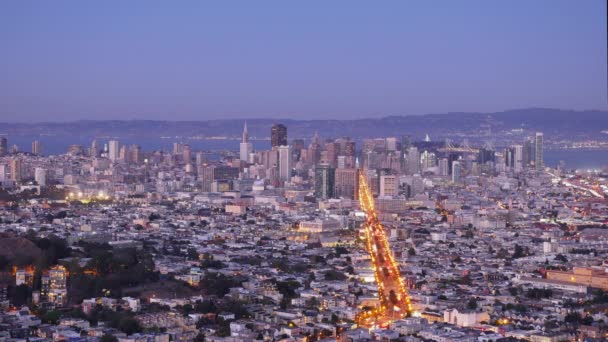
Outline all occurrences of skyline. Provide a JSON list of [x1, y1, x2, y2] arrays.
[[1, 0, 606, 122]]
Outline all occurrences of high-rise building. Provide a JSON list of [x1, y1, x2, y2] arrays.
[[239, 122, 253, 162], [420, 150, 436, 170], [523, 137, 534, 167], [386, 137, 398, 152], [271, 124, 287, 148], [119, 145, 128, 162], [334, 168, 358, 199], [379, 175, 397, 197], [0, 165, 7, 182], [130, 145, 143, 164], [452, 161, 461, 183], [513, 145, 523, 172], [438, 158, 449, 176], [10, 158, 22, 183], [0, 136, 7, 156], [278, 145, 292, 182], [407, 147, 420, 175], [182, 144, 192, 163], [314, 164, 335, 200], [31, 140, 42, 155], [35, 167, 46, 186], [108, 140, 120, 161], [90, 140, 100, 157], [535, 132, 543, 171]]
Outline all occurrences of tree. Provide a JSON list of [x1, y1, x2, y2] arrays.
[[408, 247, 416, 256], [324, 270, 347, 281], [193, 332, 206, 342], [41, 310, 61, 324], [8, 284, 30, 307], [512, 244, 525, 259], [118, 317, 142, 335], [555, 254, 568, 263], [467, 298, 478, 310], [100, 335, 119, 342]]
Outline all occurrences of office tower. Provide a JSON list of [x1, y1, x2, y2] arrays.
[[439, 158, 449, 176], [90, 140, 100, 157], [271, 124, 287, 148], [400, 135, 411, 156], [278, 145, 292, 182], [535, 132, 544, 171], [337, 156, 346, 169], [420, 150, 436, 170], [182, 144, 192, 163], [173, 142, 183, 155], [411, 174, 424, 195], [314, 164, 335, 200], [108, 140, 120, 161], [452, 161, 461, 183], [0, 136, 7, 156], [119, 145, 128, 162], [307, 133, 321, 166], [477, 148, 495, 165], [35, 167, 46, 186], [10, 158, 22, 183], [386, 137, 398, 152], [504, 147, 515, 169], [523, 137, 534, 167], [198, 165, 215, 192], [407, 147, 420, 175], [239, 123, 253, 162], [130, 145, 143, 164], [334, 168, 358, 199], [379, 175, 398, 197], [291, 139, 305, 161], [324, 142, 338, 167], [195, 152, 206, 165], [0, 165, 7, 182], [31, 140, 42, 155], [513, 145, 523, 172]]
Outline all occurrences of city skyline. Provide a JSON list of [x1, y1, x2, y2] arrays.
[[1, 1, 606, 122]]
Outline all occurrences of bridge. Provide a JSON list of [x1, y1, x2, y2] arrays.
[[356, 171, 413, 328]]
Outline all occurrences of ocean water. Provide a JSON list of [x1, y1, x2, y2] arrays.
[[4, 135, 608, 170]]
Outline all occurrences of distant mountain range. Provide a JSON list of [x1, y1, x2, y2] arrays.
[[0, 108, 606, 141]]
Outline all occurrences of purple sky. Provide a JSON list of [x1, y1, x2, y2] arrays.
[[0, 1, 606, 122]]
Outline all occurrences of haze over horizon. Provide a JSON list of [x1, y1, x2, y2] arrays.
[[1, 0, 606, 122]]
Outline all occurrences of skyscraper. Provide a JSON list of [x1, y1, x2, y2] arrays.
[[240, 122, 253, 162], [108, 140, 120, 161], [90, 140, 100, 158], [535, 132, 543, 171], [334, 168, 358, 199], [10, 158, 22, 183], [31, 140, 42, 155], [35, 167, 46, 186], [438, 158, 449, 176], [278, 145, 292, 182], [314, 164, 335, 200], [0, 136, 7, 156], [452, 161, 461, 183], [271, 124, 287, 148], [407, 147, 420, 175], [379, 175, 397, 197], [513, 145, 523, 172]]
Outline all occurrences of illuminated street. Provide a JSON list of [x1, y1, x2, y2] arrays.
[[357, 171, 413, 328]]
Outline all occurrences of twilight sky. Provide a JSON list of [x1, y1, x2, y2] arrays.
[[0, 1, 606, 122]]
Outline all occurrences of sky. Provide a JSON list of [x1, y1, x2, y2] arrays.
[[0, 1, 606, 122]]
